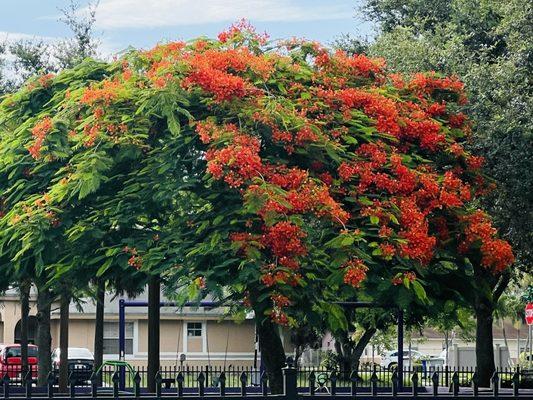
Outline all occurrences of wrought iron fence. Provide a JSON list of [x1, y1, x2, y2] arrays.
[[1, 364, 532, 399]]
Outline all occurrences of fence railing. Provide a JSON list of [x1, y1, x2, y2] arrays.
[[1, 364, 532, 399]]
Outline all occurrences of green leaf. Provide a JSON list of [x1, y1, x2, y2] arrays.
[[412, 280, 427, 302]]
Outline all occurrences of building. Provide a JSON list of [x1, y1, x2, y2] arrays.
[[0, 288, 294, 368]]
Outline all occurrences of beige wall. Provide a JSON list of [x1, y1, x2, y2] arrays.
[[0, 297, 296, 368], [207, 321, 255, 353], [0, 297, 39, 343]]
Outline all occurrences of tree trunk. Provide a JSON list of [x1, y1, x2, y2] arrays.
[[93, 280, 105, 376], [147, 276, 160, 392], [19, 281, 31, 377], [257, 318, 286, 394], [334, 337, 353, 378], [351, 328, 377, 373], [36, 287, 52, 386], [475, 301, 495, 387], [59, 294, 70, 392], [501, 322, 512, 367]]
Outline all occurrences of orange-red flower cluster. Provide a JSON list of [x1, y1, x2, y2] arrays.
[[343, 259, 368, 288], [80, 80, 122, 105], [28, 117, 53, 159], [392, 271, 417, 286], [460, 211, 514, 272], [205, 130, 263, 187]]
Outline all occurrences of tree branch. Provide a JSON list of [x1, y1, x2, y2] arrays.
[[493, 270, 511, 302]]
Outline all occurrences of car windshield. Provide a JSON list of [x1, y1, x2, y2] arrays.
[[67, 348, 93, 359], [5, 346, 38, 358]]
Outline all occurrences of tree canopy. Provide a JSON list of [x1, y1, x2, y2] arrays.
[[0, 22, 514, 336]]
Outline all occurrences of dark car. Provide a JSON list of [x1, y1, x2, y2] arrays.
[[52, 347, 94, 384]]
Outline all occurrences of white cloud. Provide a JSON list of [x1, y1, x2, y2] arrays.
[[0, 31, 58, 43], [91, 0, 353, 29]]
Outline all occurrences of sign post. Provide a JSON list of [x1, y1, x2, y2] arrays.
[[525, 303, 533, 369]]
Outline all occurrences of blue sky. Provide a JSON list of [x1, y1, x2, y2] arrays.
[[0, 0, 374, 55]]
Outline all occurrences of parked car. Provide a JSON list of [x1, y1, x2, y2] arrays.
[[52, 347, 94, 384], [380, 350, 426, 370], [0, 344, 39, 381]]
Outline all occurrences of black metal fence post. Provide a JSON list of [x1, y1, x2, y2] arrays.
[[349, 370, 357, 397], [397, 309, 404, 390], [218, 372, 225, 397], [330, 370, 337, 396], [431, 371, 439, 397], [133, 372, 141, 400], [411, 372, 418, 397], [69, 374, 77, 399], [261, 372, 268, 396], [24, 371, 32, 399], [309, 371, 316, 395], [391, 370, 398, 397], [512, 371, 520, 397], [155, 371, 162, 400], [370, 371, 378, 397], [282, 363, 297, 399], [47, 372, 55, 399], [198, 372, 205, 397], [1, 374, 9, 400], [451, 371, 459, 397], [112, 371, 120, 399], [240, 371, 248, 397], [491, 371, 499, 398], [176, 372, 184, 397], [472, 371, 479, 397]]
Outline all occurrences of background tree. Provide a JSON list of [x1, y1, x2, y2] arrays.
[[334, 0, 530, 384]]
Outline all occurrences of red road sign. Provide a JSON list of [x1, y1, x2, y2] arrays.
[[526, 303, 533, 325]]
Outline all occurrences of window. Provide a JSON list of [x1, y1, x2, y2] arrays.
[[187, 322, 202, 337], [103, 321, 134, 355]]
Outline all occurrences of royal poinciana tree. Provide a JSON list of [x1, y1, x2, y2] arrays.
[[0, 22, 513, 390]]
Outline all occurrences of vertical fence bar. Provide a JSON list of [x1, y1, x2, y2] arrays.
[[155, 371, 162, 400], [491, 371, 499, 398], [411, 372, 418, 397], [512, 370, 520, 397], [90, 372, 98, 399], [432, 372, 439, 397], [47, 372, 55, 399], [112, 371, 120, 400], [397, 308, 404, 390], [198, 372, 205, 397], [349, 370, 357, 397], [69, 374, 76, 399], [2, 374, 9, 399], [133, 372, 141, 400], [309, 371, 316, 395], [330, 370, 337, 396], [261, 371, 268, 396], [370, 372, 378, 397], [240, 371, 247, 397], [219, 372, 226, 397], [451, 371, 459, 397], [118, 299, 126, 390], [391, 370, 398, 396], [472, 371, 479, 397], [176, 372, 184, 397], [24, 371, 32, 399]]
